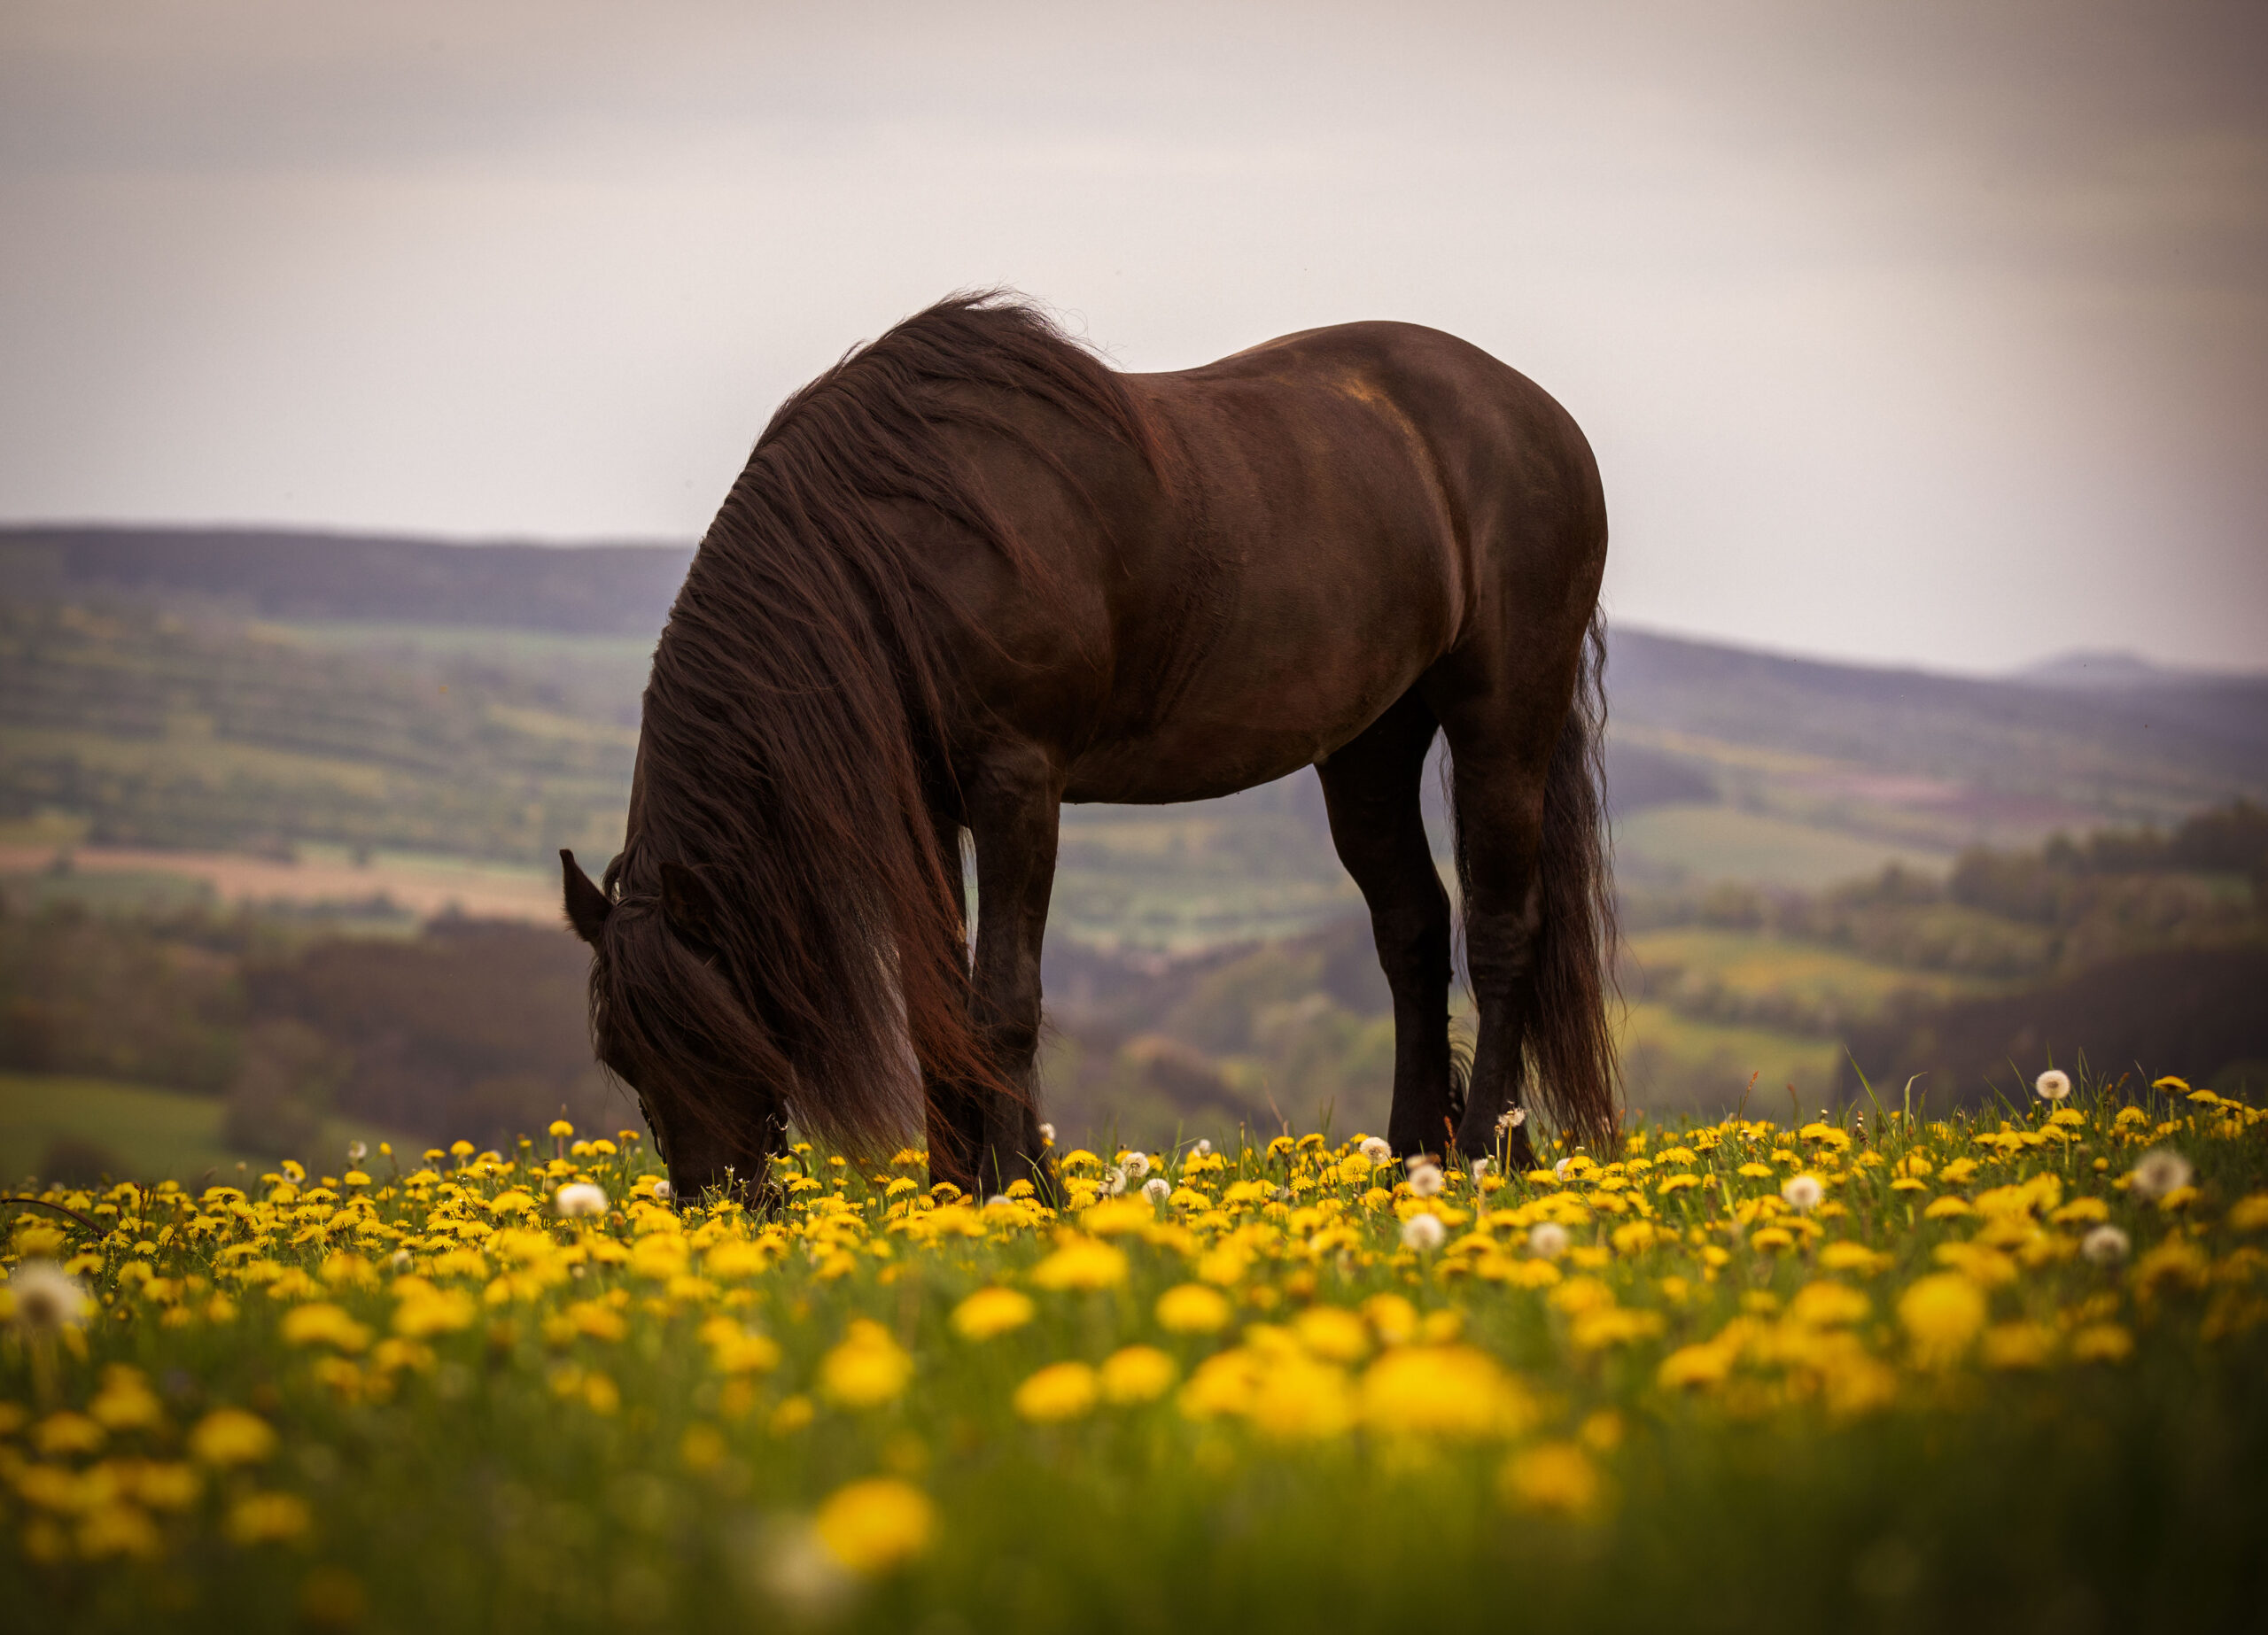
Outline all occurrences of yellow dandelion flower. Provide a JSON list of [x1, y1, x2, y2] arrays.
[[1499, 1440, 1602, 1515], [813, 1478, 936, 1575], [1362, 1292, 1420, 1344], [127, 1462, 200, 1510], [680, 1424, 727, 1472], [189, 1407, 276, 1467], [1818, 1243, 1890, 1276], [769, 1395, 816, 1436], [1980, 1322, 2056, 1370], [1014, 1361, 1100, 1422], [1549, 1276, 1616, 1317], [280, 1302, 373, 1353], [1029, 1237, 1129, 1291], [2069, 1322, 2135, 1363], [2134, 1238, 2210, 1295], [1195, 1244, 1253, 1286], [226, 1491, 313, 1546], [819, 1320, 914, 1407], [1789, 1282, 1871, 1328], [33, 1411, 105, 1456], [1155, 1282, 1233, 1334], [705, 1241, 769, 1280], [1179, 1346, 1265, 1418], [1099, 1345, 1177, 1404], [1357, 1345, 1534, 1440], [1245, 1352, 1355, 1442], [1569, 1306, 1665, 1351], [712, 1328, 783, 1375], [392, 1286, 478, 1337], [1898, 1274, 1987, 1367], [1657, 1342, 1736, 1390], [1821, 1354, 1901, 1418], [951, 1286, 1037, 1340], [77, 1503, 164, 1561], [1292, 1305, 1372, 1365]]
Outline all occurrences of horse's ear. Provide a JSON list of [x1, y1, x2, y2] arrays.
[[659, 860, 721, 954], [561, 849, 611, 945]]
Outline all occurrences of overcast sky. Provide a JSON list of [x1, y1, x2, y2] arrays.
[[3, 0, 2263, 672]]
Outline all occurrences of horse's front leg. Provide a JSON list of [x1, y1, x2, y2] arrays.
[[963, 742, 1063, 1201]]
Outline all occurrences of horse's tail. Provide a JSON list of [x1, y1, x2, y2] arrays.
[[1524, 609, 1621, 1152]]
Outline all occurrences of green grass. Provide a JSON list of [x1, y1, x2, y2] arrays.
[[0, 1073, 416, 1189], [1614, 803, 1953, 891], [3, 1083, 2263, 1631]]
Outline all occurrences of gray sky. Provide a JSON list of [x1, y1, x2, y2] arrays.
[[4, 0, 2263, 672]]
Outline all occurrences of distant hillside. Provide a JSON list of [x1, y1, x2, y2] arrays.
[[6, 523, 2264, 903], [2018, 650, 2262, 691], [3, 524, 691, 637], [1606, 628, 2268, 832], [0, 596, 632, 864]]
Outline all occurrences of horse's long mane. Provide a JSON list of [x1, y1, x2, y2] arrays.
[[594, 292, 1157, 1162]]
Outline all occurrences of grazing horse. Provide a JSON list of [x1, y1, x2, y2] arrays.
[[563, 292, 1615, 1202]]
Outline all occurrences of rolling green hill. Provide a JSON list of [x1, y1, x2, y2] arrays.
[[0, 597, 632, 866], [10, 523, 2264, 910]]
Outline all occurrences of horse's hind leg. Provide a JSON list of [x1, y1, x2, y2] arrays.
[[1430, 667, 1568, 1170], [1317, 690, 1457, 1159]]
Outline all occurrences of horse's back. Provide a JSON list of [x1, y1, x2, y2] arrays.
[[1050, 323, 1599, 803]]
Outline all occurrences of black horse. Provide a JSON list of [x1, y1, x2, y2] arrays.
[[563, 292, 1615, 1200]]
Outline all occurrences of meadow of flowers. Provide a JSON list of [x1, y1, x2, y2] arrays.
[[4, 1073, 2266, 1632]]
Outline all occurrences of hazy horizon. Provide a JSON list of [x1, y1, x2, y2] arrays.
[[4, 0, 2263, 674]]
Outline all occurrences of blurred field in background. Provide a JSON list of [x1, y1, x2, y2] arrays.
[[4, 525, 2265, 1173]]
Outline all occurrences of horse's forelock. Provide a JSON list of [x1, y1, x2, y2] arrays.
[[594, 877, 927, 1166], [591, 900, 789, 1146]]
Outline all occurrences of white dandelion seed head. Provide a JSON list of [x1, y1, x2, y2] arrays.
[[7, 1260, 89, 1332], [1119, 1151, 1151, 1181], [1407, 1162, 1445, 1198], [1194, 1139, 1213, 1158], [1528, 1221, 1571, 1260], [2033, 1069, 2072, 1103], [1358, 1136, 1393, 1166], [1400, 1213, 1447, 1252], [554, 1182, 609, 1219], [1142, 1177, 1171, 1205], [2081, 1224, 2132, 1266], [2130, 1149, 2194, 1201], [1472, 1158, 1494, 1183], [1103, 1166, 1128, 1197], [1553, 1158, 1573, 1182], [346, 1140, 368, 1165], [756, 1519, 853, 1618], [387, 1249, 412, 1273], [1781, 1174, 1825, 1213], [651, 1179, 672, 1203], [985, 1194, 1014, 1210], [1495, 1106, 1528, 1134], [1038, 1122, 1055, 1145]]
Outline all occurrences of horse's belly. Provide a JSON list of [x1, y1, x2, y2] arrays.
[[1063, 597, 1445, 803], [1062, 734, 1332, 805]]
